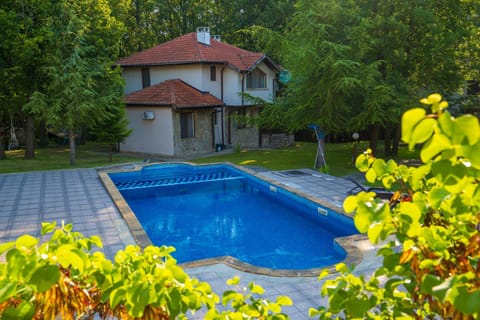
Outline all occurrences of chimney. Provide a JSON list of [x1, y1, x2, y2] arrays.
[[196, 27, 210, 45], [212, 35, 221, 42]]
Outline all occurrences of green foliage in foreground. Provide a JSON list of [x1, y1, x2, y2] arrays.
[[0, 222, 291, 319], [311, 94, 480, 319]]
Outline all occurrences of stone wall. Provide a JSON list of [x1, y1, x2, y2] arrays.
[[173, 109, 214, 156], [261, 133, 295, 148]]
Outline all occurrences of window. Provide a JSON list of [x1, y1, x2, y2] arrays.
[[180, 112, 194, 138], [141, 68, 150, 88], [246, 68, 266, 89], [210, 66, 216, 81]]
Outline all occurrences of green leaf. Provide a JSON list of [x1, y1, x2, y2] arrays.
[[1, 300, 35, 320], [110, 287, 126, 309], [365, 168, 377, 183], [429, 187, 450, 209], [41, 222, 57, 235], [371, 159, 386, 177], [355, 153, 370, 172], [343, 195, 357, 213], [454, 287, 480, 315], [29, 265, 60, 292], [420, 133, 451, 163], [438, 111, 453, 137], [318, 269, 329, 280], [276, 296, 293, 306], [345, 295, 370, 316], [89, 235, 103, 248], [15, 235, 38, 250], [419, 259, 440, 269], [367, 222, 383, 244], [126, 284, 149, 317], [421, 274, 442, 295], [0, 242, 15, 255], [452, 115, 480, 146], [226, 276, 240, 286], [401, 108, 426, 144], [398, 202, 421, 222], [420, 93, 442, 105], [57, 245, 87, 273], [432, 277, 454, 302], [470, 141, 480, 169], [354, 208, 370, 233], [249, 283, 265, 295], [0, 280, 17, 303], [335, 263, 349, 274], [410, 118, 436, 149]]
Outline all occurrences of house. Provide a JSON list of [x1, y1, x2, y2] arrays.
[[117, 27, 281, 157]]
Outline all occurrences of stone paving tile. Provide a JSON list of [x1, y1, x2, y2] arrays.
[[0, 165, 381, 318]]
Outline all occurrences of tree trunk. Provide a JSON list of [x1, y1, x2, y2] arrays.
[[69, 131, 76, 166], [384, 125, 392, 157], [24, 115, 35, 159], [392, 125, 401, 156], [109, 143, 113, 162], [0, 135, 5, 160], [369, 124, 380, 156], [38, 120, 48, 147]]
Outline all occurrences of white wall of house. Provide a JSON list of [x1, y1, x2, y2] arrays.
[[150, 65, 203, 90], [122, 69, 142, 94], [201, 64, 222, 98], [222, 61, 276, 106], [122, 61, 276, 106], [121, 107, 175, 156], [222, 68, 243, 106], [244, 63, 276, 103]]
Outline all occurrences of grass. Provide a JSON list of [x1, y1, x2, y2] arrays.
[[195, 141, 420, 177], [0, 143, 142, 174], [0, 141, 420, 176]]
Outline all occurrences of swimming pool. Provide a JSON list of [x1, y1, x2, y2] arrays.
[[107, 163, 358, 272]]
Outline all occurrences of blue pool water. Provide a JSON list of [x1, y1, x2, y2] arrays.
[[110, 163, 358, 270]]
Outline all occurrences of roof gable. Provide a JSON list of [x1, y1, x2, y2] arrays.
[[123, 79, 224, 109], [117, 32, 279, 73]]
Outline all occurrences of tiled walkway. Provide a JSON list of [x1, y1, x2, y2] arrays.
[[0, 166, 380, 319]]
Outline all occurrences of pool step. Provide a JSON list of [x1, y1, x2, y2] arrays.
[[114, 172, 243, 190]]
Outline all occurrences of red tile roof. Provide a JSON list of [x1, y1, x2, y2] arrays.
[[123, 79, 224, 109], [117, 32, 279, 72]]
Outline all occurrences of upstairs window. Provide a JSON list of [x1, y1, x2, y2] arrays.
[[180, 112, 195, 138], [246, 69, 266, 89], [210, 66, 216, 81], [141, 68, 150, 88]]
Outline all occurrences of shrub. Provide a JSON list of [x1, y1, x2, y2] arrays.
[[0, 221, 291, 319], [310, 94, 480, 319]]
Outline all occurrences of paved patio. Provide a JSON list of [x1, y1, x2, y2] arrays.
[[0, 165, 381, 319]]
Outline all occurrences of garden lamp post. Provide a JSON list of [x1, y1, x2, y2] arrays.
[[352, 132, 359, 166]]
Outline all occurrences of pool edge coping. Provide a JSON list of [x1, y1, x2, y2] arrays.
[[97, 161, 365, 277]]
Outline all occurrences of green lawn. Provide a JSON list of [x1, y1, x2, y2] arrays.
[[0, 141, 419, 176], [195, 141, 420, 177], [0, 144, 142, 174]]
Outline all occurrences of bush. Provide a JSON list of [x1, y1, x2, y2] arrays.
[[311, 94, 480, 319], [0, 222, 291, 319]]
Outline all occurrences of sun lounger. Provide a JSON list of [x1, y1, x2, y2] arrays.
[[346, 177, 394, 200]]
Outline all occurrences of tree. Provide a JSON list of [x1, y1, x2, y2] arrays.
[[0, 0, 57, 159], [23, 0, 128, 166], [311, 94, 480, 319], [91, 97, 133, 162], [260, 0, 478, 156]]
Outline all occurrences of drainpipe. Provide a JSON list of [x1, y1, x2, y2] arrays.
[[221, 66, 225, 146], [241, 73, 245, 106]]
